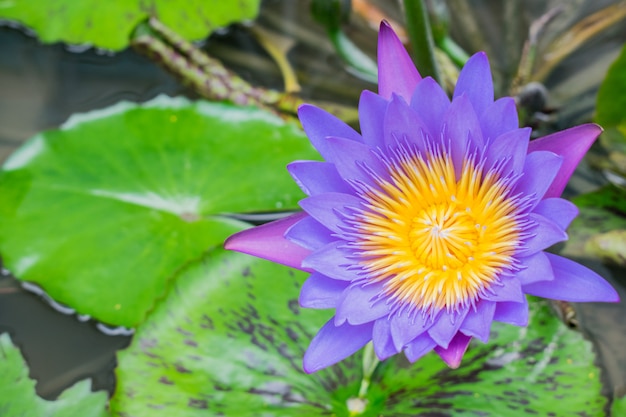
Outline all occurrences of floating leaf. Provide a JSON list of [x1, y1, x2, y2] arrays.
[[0, 96, 317, 327], [0, 0, 260, 51], [111, 248, 606, 416], [0, 333, 109, 417]]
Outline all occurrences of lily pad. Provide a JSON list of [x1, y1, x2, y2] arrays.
[[0, 96, 317, 327], [111, 248, 606, 416], [0, 333, 109, 417], [596, 43, 626, 131], [0, 0, 259, 51]]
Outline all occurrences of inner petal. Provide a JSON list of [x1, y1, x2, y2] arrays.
[[350, 144, 522, 316]]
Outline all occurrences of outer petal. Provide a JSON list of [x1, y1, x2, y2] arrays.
[[444, 94, 484, 170], [514, 251, 554, 285], [514, 151, 562, 206], [225, 212, 311, 271], [527, 124, 602, 198], [288, 161, 353, 195], [384, 94, 430, 150], [453, 52, 493, 117], [484, 128, 530, 176], [405, 333, 437, 362], [298, 104, 362, 159], [302, 242, 360, 282], [359, 90, 389, 148], [299, 272, 349, 309], [335, 282, 389, 325], [373, 318, 399, 360], [493, 297, 528, 326], [325, 136, 390, 185], [390, 311, 429, 351], [410, 76, 451, 140], [460, 300, 496, 343], [482, 278, 524, 303], [523, 253, 619, 302], [479, 97, 519, 142], [303, 319, 373, 373], [377, 21, 421, 101], [434, 332, 472, 368], [299, 192, 361, 234], [285, 215, 335, 251], [533, 198, 578, 231], [519, 213, 568, 256], [428, 308, 469, 348]]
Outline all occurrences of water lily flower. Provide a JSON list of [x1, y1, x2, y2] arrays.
[[225, 21, 618, 373]]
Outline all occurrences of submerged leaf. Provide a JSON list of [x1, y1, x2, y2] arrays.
[[111, 248, 606, 416], [0, 333, 109, 417], [0, 96, 317, 327]]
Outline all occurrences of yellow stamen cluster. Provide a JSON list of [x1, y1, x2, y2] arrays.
[[355, 149, 520, 314]]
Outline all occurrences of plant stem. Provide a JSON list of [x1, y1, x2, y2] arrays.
[[402, 0, 442, 83]]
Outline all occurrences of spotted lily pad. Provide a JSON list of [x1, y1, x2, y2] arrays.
[[111, 248, 606, 416], [0, 1, 259, 51], [0, 333, 109, 417], [0, 96, 316, 327]]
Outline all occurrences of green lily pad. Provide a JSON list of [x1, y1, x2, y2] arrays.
[[0, 0, 259, 51], [111, 248, 606, 416], [0, 333, 109, 417], [0, 96, 316, 327]]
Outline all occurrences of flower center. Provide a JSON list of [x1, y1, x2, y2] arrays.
[[353, 147, 521, 314]]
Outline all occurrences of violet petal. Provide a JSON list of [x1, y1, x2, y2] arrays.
[[325, 136, 389, 184], [224, 212, 311, 271], [303, 319, 373, 373], [377, 21, 421, 101], [484, 128, 530, 176], [299, 272, 349, 309], [288, 161, 353, 195], [428, 308, 469, 348], [299, 192, 361, 234], [390, 311, 429, 351], [479, 97, 519, 142], [372, 318, 399, 360], [527, 124, 602, 198], [405, 333, 437, 363], [493, 297, 528, 326], [335, 282, 389, 325], [533, 198, 579, 231], [515, 251, 554, 285], [302, 241, 360, 281], [453, 52, 493, 117], [483, 278, 524, 303], [297, 104, 362, 159], [523, 253, 619, 302], [410, 77, 450, 140], [359, 90, 389, 148], [285, 215, 335, 251], [460, 300, 496, 343], [520, 213, 568, 256], [514, 151, 562, 206], [434, 332, 472, 368]]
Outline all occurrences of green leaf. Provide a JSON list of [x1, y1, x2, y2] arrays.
[[0, 96, 317, 327], [0, 333, 109, 417], [596, 43, 626, 129], [111, 249, 606, 416], [0, 0, 259, 51]]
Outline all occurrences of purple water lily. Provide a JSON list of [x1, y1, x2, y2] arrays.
[[226, 22, 618, 373]]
